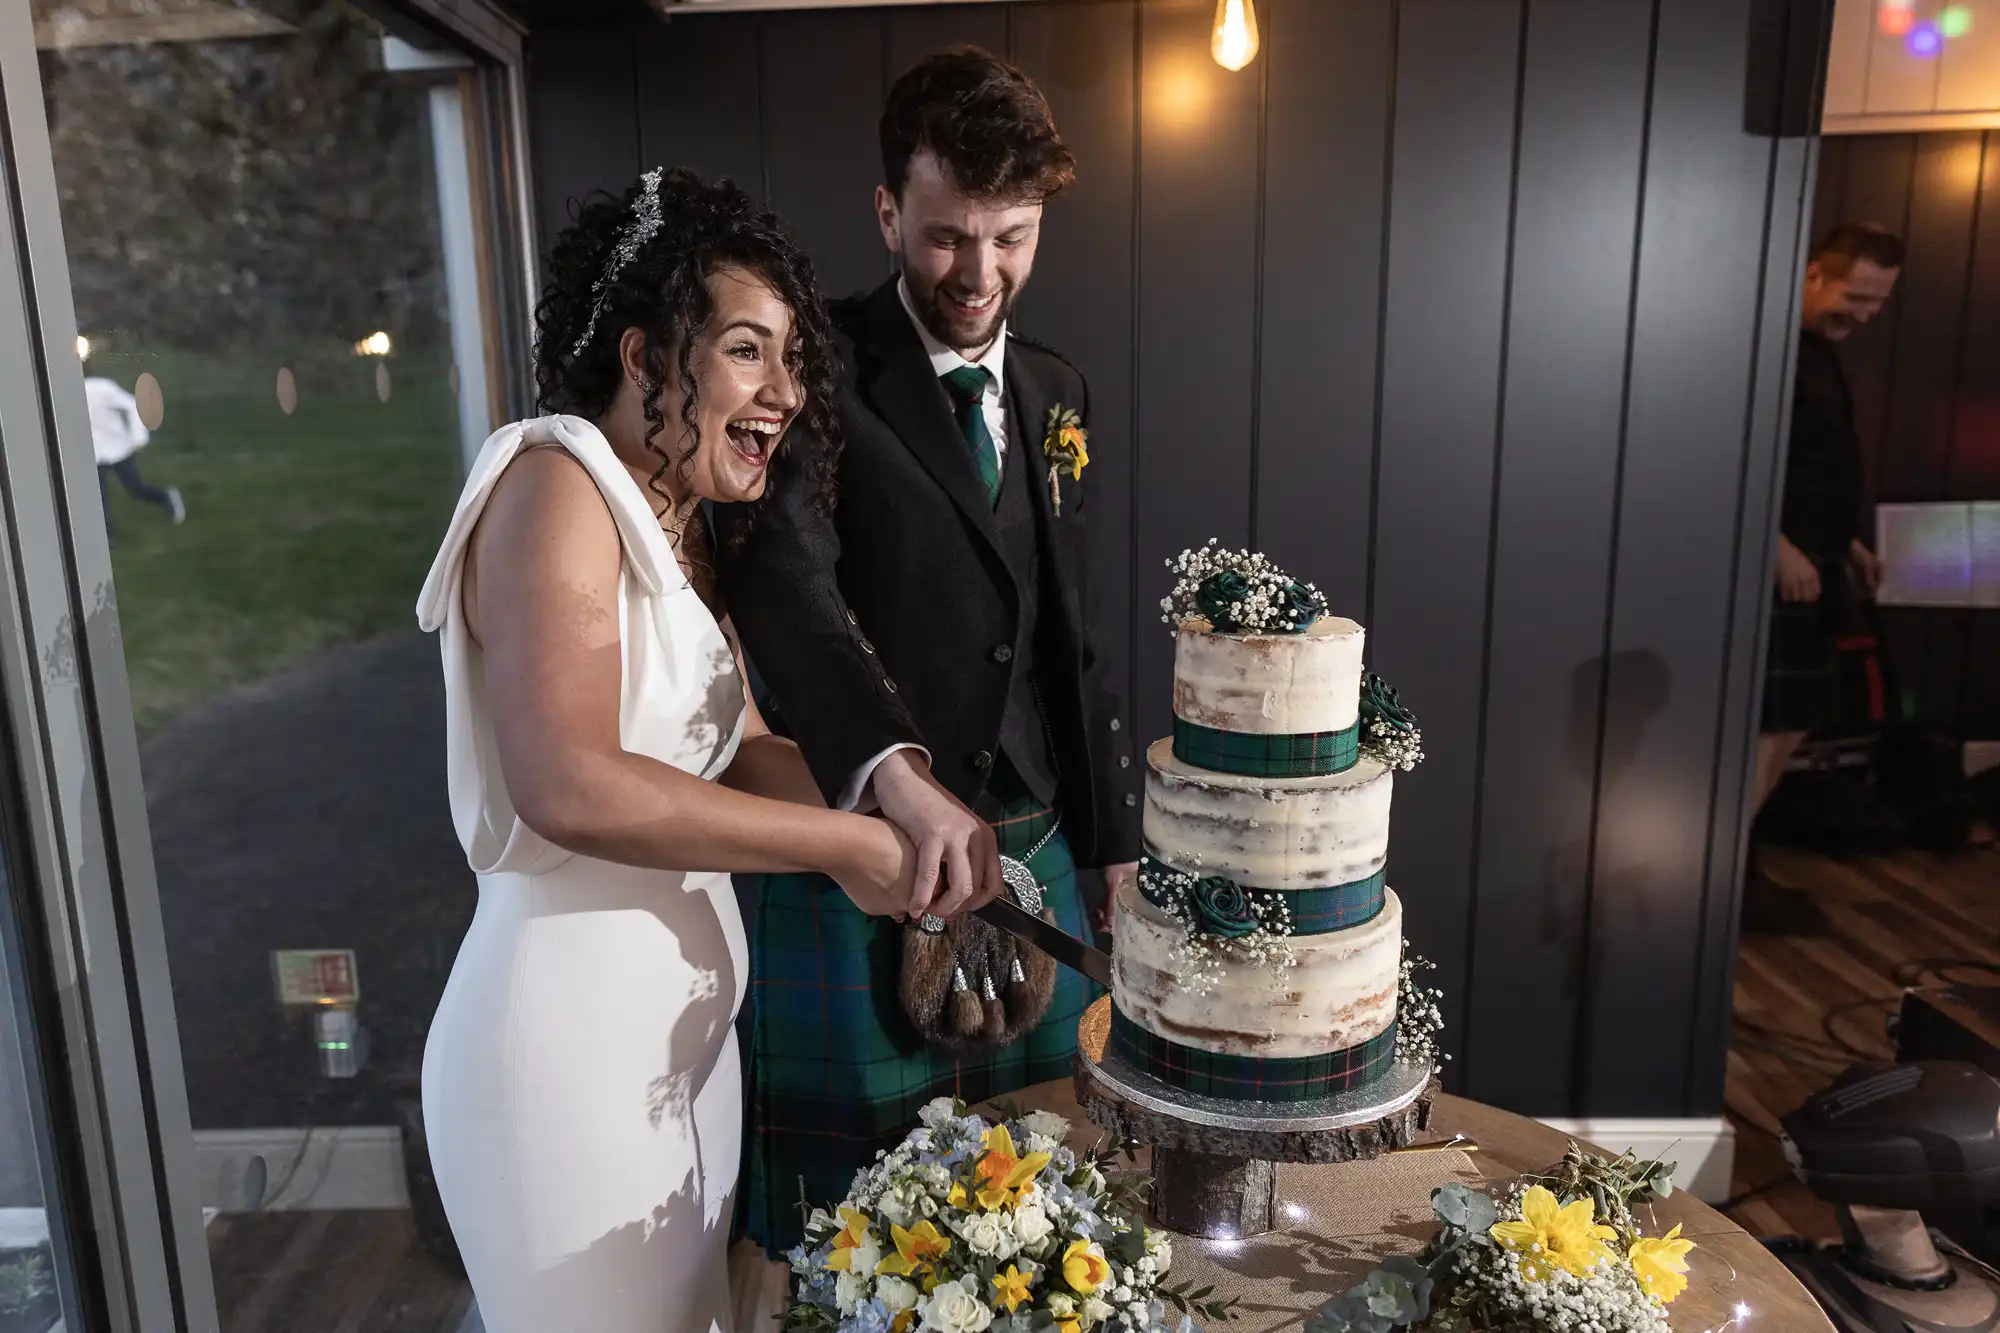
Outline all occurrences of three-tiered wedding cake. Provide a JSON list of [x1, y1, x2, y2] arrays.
[[1109, 544, 1425, 1104]]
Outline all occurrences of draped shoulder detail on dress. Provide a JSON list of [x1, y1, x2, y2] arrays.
[[417, 415, 681, 632], [414, 415, 745, 878]]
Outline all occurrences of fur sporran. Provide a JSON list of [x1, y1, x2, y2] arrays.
[[898, 910, 1059, 1056]]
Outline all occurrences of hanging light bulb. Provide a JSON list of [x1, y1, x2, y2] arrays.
[[1211, 0, 1260, 71]]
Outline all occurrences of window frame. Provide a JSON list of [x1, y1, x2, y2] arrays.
[[0, 2, 536, 1325]]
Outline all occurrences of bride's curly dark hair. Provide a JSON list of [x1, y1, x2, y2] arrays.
[[534, 169, 841, 544]]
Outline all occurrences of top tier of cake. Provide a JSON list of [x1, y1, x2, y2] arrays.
[[1172, 614, 1366, 738]]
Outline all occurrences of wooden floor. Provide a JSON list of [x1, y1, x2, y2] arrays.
[[206, 1210, 471, 1333], [1723, 824, 1999, 1240], [205, 1212, 788, 1333]]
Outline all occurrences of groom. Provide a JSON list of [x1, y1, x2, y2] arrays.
[[719, 46, 1141, 1252]]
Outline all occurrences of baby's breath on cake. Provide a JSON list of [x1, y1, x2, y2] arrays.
[[1395, 945, 1448, 1076], [1160, 539, 1328, 635], [1359, 672, 1426, 772], [1139, 858, 1295, 995]]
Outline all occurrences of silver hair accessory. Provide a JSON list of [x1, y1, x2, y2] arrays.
[[570, 166, 667, 359]]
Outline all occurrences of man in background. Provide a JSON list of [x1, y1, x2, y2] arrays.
[[1753, 223, 1904, 818], [84, 359, 184, 541]]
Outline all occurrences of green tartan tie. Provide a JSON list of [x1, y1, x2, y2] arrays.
[[941, 364, 1002, 507]]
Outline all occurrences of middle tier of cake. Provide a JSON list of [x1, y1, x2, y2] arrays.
[[1142, 738, 1393, 889], [1111, 872, 1403, 1062]]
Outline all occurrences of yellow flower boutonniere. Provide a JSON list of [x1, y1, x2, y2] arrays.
[[1042, 404, 1088, 515]]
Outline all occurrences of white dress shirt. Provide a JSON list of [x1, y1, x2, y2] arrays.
[[897, 275, 1010, 462], [836, 279, 1012, 812]]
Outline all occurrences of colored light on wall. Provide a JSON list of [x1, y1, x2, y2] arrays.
[[1881, 2, 1915, 36], [1909, 22, 1944, 57], [1940, 6, 1974, 38]]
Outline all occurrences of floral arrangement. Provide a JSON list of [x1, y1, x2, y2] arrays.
[[1161, 541, 1328, 635], [1137, 858, 1295, 995], [786, 1100, 1234, 1333], [1303, 1146, 1691, 1333], [1358, 674, 1424, 773]]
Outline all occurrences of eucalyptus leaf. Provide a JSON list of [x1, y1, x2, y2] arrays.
[[1430, 1183, 1496, 1233]]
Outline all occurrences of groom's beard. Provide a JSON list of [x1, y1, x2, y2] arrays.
[[913, 273, 1021, 354]]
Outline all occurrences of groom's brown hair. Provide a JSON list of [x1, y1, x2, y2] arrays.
[[880, 45, 1075, 204]]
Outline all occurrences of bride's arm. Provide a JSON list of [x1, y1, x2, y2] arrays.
[[715, 622, 826, 808], [466, 450, 896, 897]]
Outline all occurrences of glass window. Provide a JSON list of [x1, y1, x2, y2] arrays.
[[36, 1, 519, 1322], [0, 822, 92, 1333]]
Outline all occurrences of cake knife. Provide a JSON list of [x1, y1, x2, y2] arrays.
[[974, 898, 1113, 987]]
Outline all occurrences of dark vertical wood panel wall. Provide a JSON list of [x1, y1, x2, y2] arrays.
[[522, 0, 1826, 1119], [1816, 131, 2000, 743]]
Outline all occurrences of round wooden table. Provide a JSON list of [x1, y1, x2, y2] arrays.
[[1006, 1077, 1836, 1333]]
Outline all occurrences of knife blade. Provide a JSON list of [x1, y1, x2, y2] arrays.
[[974, 897, 1113, 987]]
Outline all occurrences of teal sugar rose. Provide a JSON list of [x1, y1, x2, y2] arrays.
[[1189, 878, 1260, 940], [1195, 569, 1254, 631]]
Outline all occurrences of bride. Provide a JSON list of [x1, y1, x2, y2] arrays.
[[415, 169, 947, 1333]]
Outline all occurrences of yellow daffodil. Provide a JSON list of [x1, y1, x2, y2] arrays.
[[1489, 1185, 1616, 1281], [1056, 1319, 1080, 1333], [1057, 425, 1089, 478], [824, 1207, 872, 1272], [1629, 1223, 1696, 1304], [890, 1313, 914, 1333], [1062, 1239, 1111, 1294], [948, 1182, 968, 1208], [992, 1265, 1035, 1314], [974, 1125, 1052, 1211], [875, 1220, 951, 1278]]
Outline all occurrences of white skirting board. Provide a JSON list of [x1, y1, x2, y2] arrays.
[[1532, 1116, 1737, 1203], [193, 1126, 409, 1212]]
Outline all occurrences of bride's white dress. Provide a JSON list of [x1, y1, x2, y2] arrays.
[[415, 416, 748, 1333]]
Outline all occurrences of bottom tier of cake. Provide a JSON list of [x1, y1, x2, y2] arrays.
[[1109, 874, 1402, 1102]]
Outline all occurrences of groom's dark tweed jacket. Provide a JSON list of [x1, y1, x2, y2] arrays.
[[717, 275, 1141, 866]]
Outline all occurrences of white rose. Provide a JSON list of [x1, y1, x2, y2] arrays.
[[1018, 1110, 1072, 1144], [954, 1210, 1015, 1260], [1082, 1298, 1114, 1327], [1143, 1233, 1172, 1271], [836, 1270, 870, 1316], [920, 1097, 961, 1128], [1012, 1203, 1055, 1249], [849, 1234, 884, 1278], [920, 1277, 994, 1333], [1047, 1295, 1076, 1319], [877, 1277, 920, 1315]]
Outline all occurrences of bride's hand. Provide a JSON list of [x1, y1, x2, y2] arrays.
[[832, 816, 920, 918]]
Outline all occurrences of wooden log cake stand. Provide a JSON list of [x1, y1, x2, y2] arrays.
[[1073, 996, 1439, 1238]]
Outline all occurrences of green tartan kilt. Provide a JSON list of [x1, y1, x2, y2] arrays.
[[737, 802, 1099, 1255]]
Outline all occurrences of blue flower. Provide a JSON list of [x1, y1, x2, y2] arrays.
[[841, 1299, 892, 1333]]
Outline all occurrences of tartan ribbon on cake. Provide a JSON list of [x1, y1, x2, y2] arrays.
[[1286, 867, 1387, 933], [1172, 715, 1359, 778], [1108, 1003, 1398, 1102], [1139, 856, 1385, 937]]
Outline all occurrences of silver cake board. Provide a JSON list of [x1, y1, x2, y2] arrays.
[[1073, 997, 1439, 1239]]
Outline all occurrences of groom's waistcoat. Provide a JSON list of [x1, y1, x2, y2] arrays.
[[989, 400, 1060, 806]]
